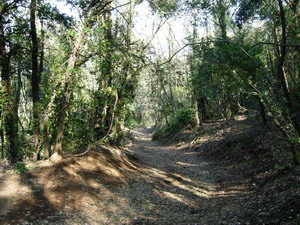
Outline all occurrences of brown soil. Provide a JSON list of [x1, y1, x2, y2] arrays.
[[0, 116, 299, 224]]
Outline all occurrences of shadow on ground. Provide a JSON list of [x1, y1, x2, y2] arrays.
[[0, 118, 299, 224]]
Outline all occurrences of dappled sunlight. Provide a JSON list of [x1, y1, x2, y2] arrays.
[[176, 161, 198, 167], [136, 157, 246, 200], [126, 126, 258, 221], [155, 189, 195, 206], [0, 126, 264, 224], [0, 175, 32, 198], [0, 0, 296, 222], [131, 129, 153, 141]]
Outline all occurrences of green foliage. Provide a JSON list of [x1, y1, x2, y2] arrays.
[[147, 0, 180, 16], [171, 108, 195, 128], [108, 129, 128, 146], [10, 162, 28, 174], [38, 3, 74, 27], [235, 0, 263, 26], [291, 82, 300, 110], [0, 0, 299, 167], [153, 108, 195, 140]]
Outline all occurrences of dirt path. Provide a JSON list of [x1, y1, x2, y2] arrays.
[[1, 128, 259, 225], [125, 128, 253, 225]]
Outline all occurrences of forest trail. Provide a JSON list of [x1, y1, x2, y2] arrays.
[[0, 126, 273, 225], [2, 0, 299, 223], [126, 128, 253, 224]]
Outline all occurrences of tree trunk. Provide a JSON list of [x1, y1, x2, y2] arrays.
[[30, 0, 41, 159], [53, 28, 86, 154], [257, 96, 267, 124], [94, 11, 113, 139], [13, 64, 22, 142], [0, 122, 4, 159], [53, 0, 110, 154], [168, 82, 176, 114], [195, 96, 206, 126], [194, 98, 200, 127], [218, 0, 227, 39], [0, 109, 4, 159], [0, 15, 19, 164], [38, 19, 51, 159], [277, 0, 300, 134], [41, 91, 57, 158], [102, 12, 113, 136]]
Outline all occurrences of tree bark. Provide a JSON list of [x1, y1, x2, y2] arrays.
[[30, 0, 41, 159], [94, 10, 114, 139], [194, 97, 200, 126], [38, 19, 50, 158], [53, 0, 112, 154], [0, 16, 19, 163], [277, 0, 300, 134], [195, 96, 206, 126], [53, 27, 87, 154], [0, 122, 4, 159], [218, 0, 227, 39]]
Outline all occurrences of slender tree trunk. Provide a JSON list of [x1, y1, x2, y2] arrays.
[[103, 11, 113, 135], [194, 96, 206, 126], [53, 0, 110, 154], [39, 20, 45, 80], [277, 0, 300, 135], [218, 0, 227, 39], [101, 90, 119, 140], [168, 82, 176, 114], [53, 27, 87, 154], [38, 20, 51, 159], [94, 11, 113, 139], [277, 0, 291, 107], [194, 97, 200, 127], [42, 91, 58, 158], [257, 96, 267, 124], [14, 64, 22, 138], [0, 109, 4, 159], [0, 122, 4, 159], [277, 0, 300, 165], [30, 0, 41, 159]]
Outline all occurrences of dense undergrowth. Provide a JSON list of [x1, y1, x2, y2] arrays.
[[152, 108, 196, 141]]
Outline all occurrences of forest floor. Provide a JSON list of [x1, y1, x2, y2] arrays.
[[0, 116, 299, 224]]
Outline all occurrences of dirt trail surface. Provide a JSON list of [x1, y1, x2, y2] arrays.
[[0, 126, 298, 224], [127, 128, 256, 225]]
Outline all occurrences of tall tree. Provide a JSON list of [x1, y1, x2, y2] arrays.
[[30, 0, 41, 159], [0, 1, 20, 163], [94, 9, 114, 139], [54, 0, 111, 154]]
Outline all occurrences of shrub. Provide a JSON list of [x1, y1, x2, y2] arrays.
[[172, 108, 195, 128], [153, 108, 195, 141]]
